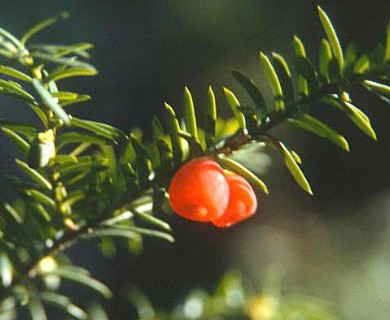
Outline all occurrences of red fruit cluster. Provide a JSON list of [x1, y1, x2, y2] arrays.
[[168, 157, 257, 228]]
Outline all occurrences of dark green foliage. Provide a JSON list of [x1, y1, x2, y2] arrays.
[[0, 6, 388, 319]]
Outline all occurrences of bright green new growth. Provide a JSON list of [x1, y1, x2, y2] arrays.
[[183, 87, 199, 142], [259, 52, 284, 111], [0, 5, 389, 319], [223, 87, 247, 130], [293, 35, 309, 97], [318, 6, 344, 74]]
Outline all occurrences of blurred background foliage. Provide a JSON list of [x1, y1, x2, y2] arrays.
[[0, 0, 389, 319]]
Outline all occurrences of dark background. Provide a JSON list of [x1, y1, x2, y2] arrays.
[[0, 1, 389, 319]]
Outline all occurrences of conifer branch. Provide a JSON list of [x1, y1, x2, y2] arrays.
[[0, 6, 388, 318]]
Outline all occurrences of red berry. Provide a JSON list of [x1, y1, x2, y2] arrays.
[[169, 157, 230, 222], [211, 172, 257, 228]]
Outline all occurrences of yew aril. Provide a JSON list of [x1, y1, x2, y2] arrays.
[[211, 172, 257, 228], [168, 157, 230, 222]]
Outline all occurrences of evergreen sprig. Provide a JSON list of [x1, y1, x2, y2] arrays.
[[0, 6, 388, 318]]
